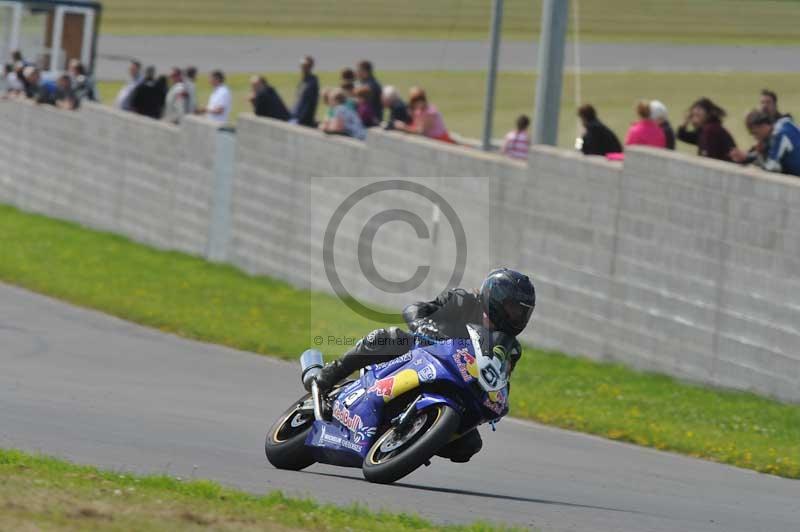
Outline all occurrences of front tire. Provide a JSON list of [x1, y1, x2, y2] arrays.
[[265, 394, 316, 471], [363, 403, 460, 484]]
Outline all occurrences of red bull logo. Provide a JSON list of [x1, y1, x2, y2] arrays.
[[452, 348, 477, 382], [369, 376, 395, 398], [332, 402, 363, 433], [368, 369, 420, 402]]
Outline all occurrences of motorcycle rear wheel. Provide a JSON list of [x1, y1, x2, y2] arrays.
[[363, 403, 460, 484]]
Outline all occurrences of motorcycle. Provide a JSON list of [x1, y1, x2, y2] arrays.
[[265, 324, 511, 484]]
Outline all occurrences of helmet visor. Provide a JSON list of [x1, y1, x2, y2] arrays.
[[504, 299, 534, 333]]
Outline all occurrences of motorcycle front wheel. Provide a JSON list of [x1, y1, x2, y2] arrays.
[[265, 393, 317, 471], [363, 403, 460, 484]]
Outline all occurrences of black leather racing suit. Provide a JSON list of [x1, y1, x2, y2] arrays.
[[321, 288, 522, 462]]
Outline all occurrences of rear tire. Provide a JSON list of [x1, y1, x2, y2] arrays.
[[363, 404, 460, 484], [265, 394, 316, 471]]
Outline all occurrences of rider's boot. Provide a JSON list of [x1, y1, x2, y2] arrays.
[[314, 358, 353, 393], [436, 428, 483, 463]]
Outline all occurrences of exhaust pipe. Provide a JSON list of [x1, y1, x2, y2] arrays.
[[300, 349, 324, 392]]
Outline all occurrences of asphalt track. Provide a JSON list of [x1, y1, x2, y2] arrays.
[[2, 282, 799, 531], [96, 36, 800, 80]]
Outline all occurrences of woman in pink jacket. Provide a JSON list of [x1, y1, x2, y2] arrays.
[[625, 100, 667, 148]]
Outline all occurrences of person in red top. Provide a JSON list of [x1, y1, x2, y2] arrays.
[[624, 100, 667, 148], [677, 97, 737, 161]]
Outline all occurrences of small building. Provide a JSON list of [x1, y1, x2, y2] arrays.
[[0, 0, 101, 74]]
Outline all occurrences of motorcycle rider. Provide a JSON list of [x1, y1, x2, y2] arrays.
[[315, 268, 536, 462]]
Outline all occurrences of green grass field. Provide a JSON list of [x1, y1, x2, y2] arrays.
[[0, 449, 514, 531], [98, 0, 800, 44], [1, 204, 798, 479], [98, 70, 800, 152]]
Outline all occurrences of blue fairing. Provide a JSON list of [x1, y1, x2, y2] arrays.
[[304, 337, 510, 467]]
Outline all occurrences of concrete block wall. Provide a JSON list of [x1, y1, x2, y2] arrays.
[[1, 99, 798, 401], [619, 147, 800, 400], [0, 100, 220, 256]]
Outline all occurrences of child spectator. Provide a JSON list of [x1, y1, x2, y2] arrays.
[[320, 88, 366, 140], [649, 100, 675, 150], [396, 87, 454, 143], [502, 115, 531, 161], [577, 104, 622, 156], [677, 97, 736, 161], [381, 85, 411, 130], [354, 85, 378, 127], [624, 100, 666, 148], [730, 111, 800, 177]]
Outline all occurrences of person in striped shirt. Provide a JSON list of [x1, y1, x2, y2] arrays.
[[502, 115, 531, 161]]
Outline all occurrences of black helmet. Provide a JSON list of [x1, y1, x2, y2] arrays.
[[480, 268, 536, 336]]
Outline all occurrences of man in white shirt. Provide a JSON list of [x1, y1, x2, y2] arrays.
[[197, 70, 231, 124], [163, 67, 188, 124], [115, 60, 142, 111]]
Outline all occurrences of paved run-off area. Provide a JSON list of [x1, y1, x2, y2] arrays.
[[1, 283, 798, 532]]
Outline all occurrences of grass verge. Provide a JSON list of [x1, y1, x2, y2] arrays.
[[98, 70, 800, 153], [0, 205, 798, 479], [98, 0, 800, 45], [0, 448, 513, 531]]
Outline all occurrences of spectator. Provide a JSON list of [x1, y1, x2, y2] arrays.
[[730, 111, 800, 177], [291, 55, 319, 127], [184, 66, 198, 114], [340, 67, 355, 86], [650, 100, 675, 150], [54, 74, 78, 110], [11, 49, 29, 67], [396, 87, 454, 143], [501, 114, 531, 160], [131, 66, 166, 119], [320, 87, 335, 120], [3, 63, 24, 95], [115, 60, 142, 111], [163, 67, 189, 124], [340, 80, 356, 102], [9, 62, 26, 96], [198, 70, 232, 124], [249, 75, 290, 121], [760, 89, 792, 122], [577, 104, 623, 156], [356, 60, 383, 122], [23, 66, 56, 104], [677, 97, 736, 161], [381, 85, 411, 130], [624, 100, 666, 148], [320, 88, 366, 140], [68, 59, 96, 102], [354, 85, 378, 127]]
